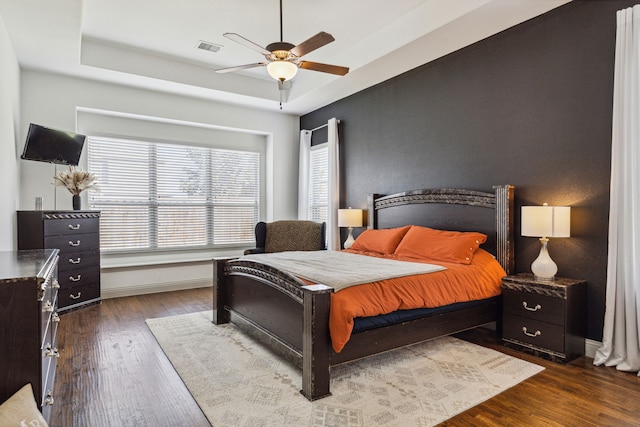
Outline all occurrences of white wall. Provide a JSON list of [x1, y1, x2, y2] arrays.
[[0, 14, 20, 251], [18, 70, 301, 297]]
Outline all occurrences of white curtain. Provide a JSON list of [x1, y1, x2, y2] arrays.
[[297, 118, 340, 250], [297, 129, 312, 220], [327, 118, 340, 251], [594, 5, 640, 375]]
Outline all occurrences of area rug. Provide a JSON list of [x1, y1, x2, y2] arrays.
[[146, 311, 543, 427]]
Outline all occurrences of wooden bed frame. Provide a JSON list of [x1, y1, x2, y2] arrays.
[[213, 185, 514, 401]]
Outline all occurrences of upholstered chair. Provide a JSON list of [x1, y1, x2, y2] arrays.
[[244, 220, 326, 255]]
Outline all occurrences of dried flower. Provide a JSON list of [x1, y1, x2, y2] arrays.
[[53, 166, 98, 195]]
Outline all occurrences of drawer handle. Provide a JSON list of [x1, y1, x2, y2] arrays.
[[68, 240, 81, 247], [70, 292, 82, 300], [43, 300, 54, 313], [522, 302, 542, 312], [44, 391, 54, 406], [69, 257, 82, 264], [68, 224, 81, 230], [69, 274, 82, 282], [522, 327, 541, 338], [44, 345, 60, 359]]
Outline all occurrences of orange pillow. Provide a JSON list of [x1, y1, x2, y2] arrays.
[[394, 226, 487, 264], [350, 225, 411, 254]]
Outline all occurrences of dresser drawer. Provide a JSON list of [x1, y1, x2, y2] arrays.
[[57, 250, 100, 273], [57, 266, 99, 289], [503, 288, 564, 325], [44, 232, 99, 254], [503, 315, 565, 353], [44, 217, 99, 236], [58, 282, 101, 308]]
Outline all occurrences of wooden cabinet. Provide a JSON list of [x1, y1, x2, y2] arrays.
[[18, 211, 101, 312], [0, 249, 60, 423], [501, 274, 586, 363]]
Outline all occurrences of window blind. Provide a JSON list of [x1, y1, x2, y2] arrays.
[[308, 143, 328, 223], [87, 136, 260, 252]]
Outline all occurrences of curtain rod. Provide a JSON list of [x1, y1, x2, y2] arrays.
[[309, 119, 340, 133]]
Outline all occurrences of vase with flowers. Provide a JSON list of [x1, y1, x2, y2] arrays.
[[53, 166, 98, 210]]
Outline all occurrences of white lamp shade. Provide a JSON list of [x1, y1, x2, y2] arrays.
[[266, 61, 298, 81], [521, 205, 570, 238], [338, 208, 363, 228]]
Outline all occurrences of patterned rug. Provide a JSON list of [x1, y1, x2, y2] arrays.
[[146, 311, 543, 427]]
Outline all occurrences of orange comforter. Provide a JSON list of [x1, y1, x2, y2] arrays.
[[329, 248, 506, 352]]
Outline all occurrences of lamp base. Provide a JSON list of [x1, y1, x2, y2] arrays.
[[343, 227, 355, 249], [531, 237, 557, 281]]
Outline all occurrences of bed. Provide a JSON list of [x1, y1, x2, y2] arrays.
[[213, 185, 514, 401]]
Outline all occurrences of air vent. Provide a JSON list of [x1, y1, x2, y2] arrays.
[[196, 41, 222, 53]]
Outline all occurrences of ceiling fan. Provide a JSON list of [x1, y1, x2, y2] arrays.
[[215, 0, 349, 85]]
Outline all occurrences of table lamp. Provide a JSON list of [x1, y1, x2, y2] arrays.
[[338, 208, 363, 249], [521, 203, 570, 281]]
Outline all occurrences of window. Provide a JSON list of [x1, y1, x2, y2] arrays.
[[87, 136, 260, 252], [308, 143, 328, 223]]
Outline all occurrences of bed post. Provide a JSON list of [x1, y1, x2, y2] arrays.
[[300, 284, 333, 401], [493, 185, 515, 275], [212, 258, 231, 325], [367, 193, 380, 229]]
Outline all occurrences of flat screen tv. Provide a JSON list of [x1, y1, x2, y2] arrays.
[[20, 123, 86, 166]]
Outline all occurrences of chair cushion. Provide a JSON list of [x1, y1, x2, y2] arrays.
[[265, 220, 324, 253]]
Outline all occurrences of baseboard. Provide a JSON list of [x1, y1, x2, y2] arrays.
[[102, 279, 212, 299], [585, 338, 601, 359]]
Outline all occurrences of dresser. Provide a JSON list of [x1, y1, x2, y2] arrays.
[[0, 249, 60, 423], [501, 274, 586, 363], [17, 210, 101, 312]]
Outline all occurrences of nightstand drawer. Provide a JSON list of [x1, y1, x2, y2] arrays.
[[503, 315, 565, 353], [503, 288, 564, 325]]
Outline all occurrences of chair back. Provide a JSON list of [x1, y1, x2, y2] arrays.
[[246, 220, 326, 254]]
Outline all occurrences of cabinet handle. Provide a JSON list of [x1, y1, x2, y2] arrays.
[[44, 391, 54, 406], [69, 274, 82, 282], [68, 224, 81, 230], [69, 257, 82, 264], [522, 302, 542, 312], [68, 240, 81, 247], [69, 292, 82, 300], [522, 327, 541, 338]]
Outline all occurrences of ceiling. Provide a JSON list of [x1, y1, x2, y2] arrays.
[[0, 0, 570, 115]]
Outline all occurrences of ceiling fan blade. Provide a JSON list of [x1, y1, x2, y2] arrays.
[[299, 61, 349, 76], [223, 33, 271, 56], [290, 32, 335, 58], [215, 63, 266, 73]]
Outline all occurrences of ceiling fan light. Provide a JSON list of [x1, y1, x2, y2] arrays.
[[267, 60, 298, 82]]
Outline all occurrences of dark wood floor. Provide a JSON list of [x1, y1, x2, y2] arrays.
[[51, 287, 640, 427]]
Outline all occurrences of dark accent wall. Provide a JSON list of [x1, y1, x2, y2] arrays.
[[301, 0, 636, 342]]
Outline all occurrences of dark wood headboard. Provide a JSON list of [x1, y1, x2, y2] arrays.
[[367, 185, 514, 274]]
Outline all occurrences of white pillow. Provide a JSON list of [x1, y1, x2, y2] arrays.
[[0, 384, 48, 427]]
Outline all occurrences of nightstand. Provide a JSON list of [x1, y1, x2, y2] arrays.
[[501, 273, 586, 364]]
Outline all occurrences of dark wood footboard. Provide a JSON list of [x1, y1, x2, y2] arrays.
[[213, 257, 334, 400]]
